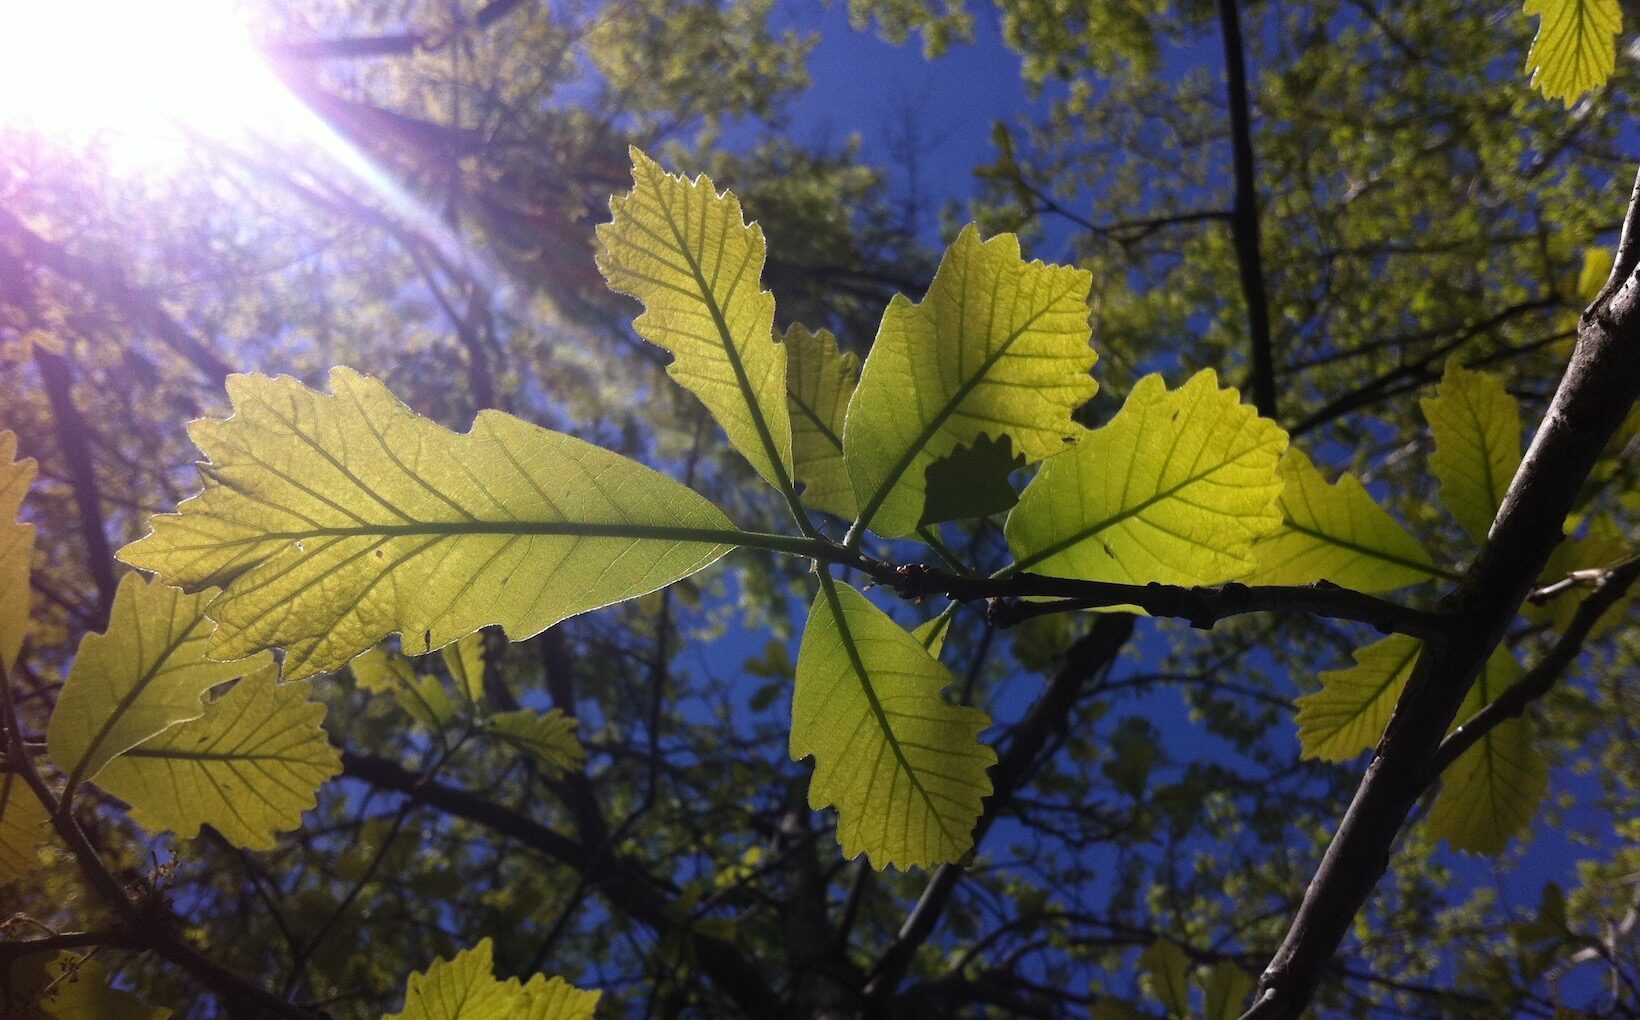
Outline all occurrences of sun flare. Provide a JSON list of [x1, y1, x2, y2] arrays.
[[0, 0, 291, 160]]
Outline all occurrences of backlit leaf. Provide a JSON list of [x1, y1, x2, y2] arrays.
[[46, 573, 270, 785], [792, 578, 994, 869], [11, 953, 171, 1020], [1295, 634, 1422, 762], [487, 708, 586, 776], [1201, 961, 1256, 1020], [920, 433, 1025, 526], [1523, 0, 1622, 106], [0, 773, 51, 884], [784, 323, 858, 518], [597, 148, 793, 491], [443, 631, 487, 703], [1429, 647, 1549, 855], [384, 938, 598, 1020], [1422, 363, 1522, 543], [1248, 448, 1446, 592], [1, 431, 34, 674], [1006, 370, 1286, 586], [1139, 938, 1191, 1018], [93, 668, 341, 850], [119, 369, 739, 679], [845, 226, 1097, 537]]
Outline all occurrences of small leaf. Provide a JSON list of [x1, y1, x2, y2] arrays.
[[487, 708, 586, 775], [1006, 370, 1287, 586], [785, 323, 859, 518], [1201, 961, 1255, 1020], [443, 632, 488, 703], [792, 578, 994, 869], [920, 433, 1026, 526], [0, 773, 51, 884], [1422, 363, 1522, 543], [119, 369, 739, 680], [384, 938, 598, 1020], [1295, 634, 1422, 762], [911, 611, 952, 660], [1429, 647, 1549, 855], [1523, 0, 1622, 106], [11, 953, 171, 1020], [1139, 938, 1191, 1018], [351, 645, 420, 694], [845, 225, 1097, 537], [46, 574, 270, 784], [596, 148, 793, 491], [93, 669, 341, 850], [0, 431, 35, 673], [1248, 448, 1446, 592]]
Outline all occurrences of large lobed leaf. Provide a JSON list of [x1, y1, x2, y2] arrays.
[[845, 225, 1097, 538], [1247, 448, 1446, 592], [1006, 370, 1287, 586], [1422, 363, 1522, 543], [1428, 647, 1549, 855], [784, 323, 859, 518], [47, 573, 270, 785], [597, 147, 793, 492], [383, 938, 598, 1020], [1, 432, 34, 675], [120, 368, 739, 679], [94, 668, 340, 850], [1523, 0, 1622, 106], [792, 578, 995, 870]]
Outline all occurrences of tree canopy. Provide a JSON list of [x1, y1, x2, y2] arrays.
[[3, 2, 1640, 1018]]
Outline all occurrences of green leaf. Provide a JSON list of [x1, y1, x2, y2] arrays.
[[351, 645, 420, 694], [92, 668, 341, 850], [845, 225, 1097, 538], [11, 953, 171, 1020], [596, 147, 793, 491], [911, 611, 952, 660], [1247, 448, 1447, 592], [792, 578, 994, 869], [486, 708, 586, 775], [920, 433, 1025, 526], [384, 938, 597, 1020], [1, 432, 35, 674], [119, 369, 739, 680], [1139, 937, 1191, 1018], [350, 645, 459, 734], [1524, 0, 1622, 106], [1201, 960, 1256, 1020], [784, 323, 858, 518], [0, 773, 51, 884], [1429, 647, 1549, 855], [46, 573, 270, 785], [1295, 634, 1422, 762], [1422, 363, 1522, 543], [443, 632, 487, 703], [1006, 370, 1287, 585]]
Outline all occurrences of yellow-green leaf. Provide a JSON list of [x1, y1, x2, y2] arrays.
[[119, 369, 739, 680], [792, 578, 994, 869], [1201, 960, 1256, 1020], [1295, 634, 1422, 762], [384, 938, 598, 1020], [46, 573, 270, 785], [1429, 647, 1549, 855], [1422, 363, 1522, 543], [1139, 938, 1191, 1018], [596, 148, 793, 491], [11, 953, 172, 1020], [1524, 0, 1622, 106], [1, 431, 35, 674], [845, 225, 1097, 538], [911, 610, 952, 660], [1006, 370, 1287, 585], [784, 323, 858, 518], [93, 668, 340, 850], [487, 708, 586, 775], [351, 645, 420, 694], [443, 631, 487, 703], [351, 645, 458, 734], [0, 773, 51, 884], [1247, 448, 1447, 592]]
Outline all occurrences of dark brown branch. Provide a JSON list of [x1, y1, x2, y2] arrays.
[[865, 564, 1445, 640], [1243, 165, 1640, 1020], [32, 347, 117, 622], [1436, 555, 1640, 771], [1216, 0, 1278, 420], [262, 0, 531, 61]]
